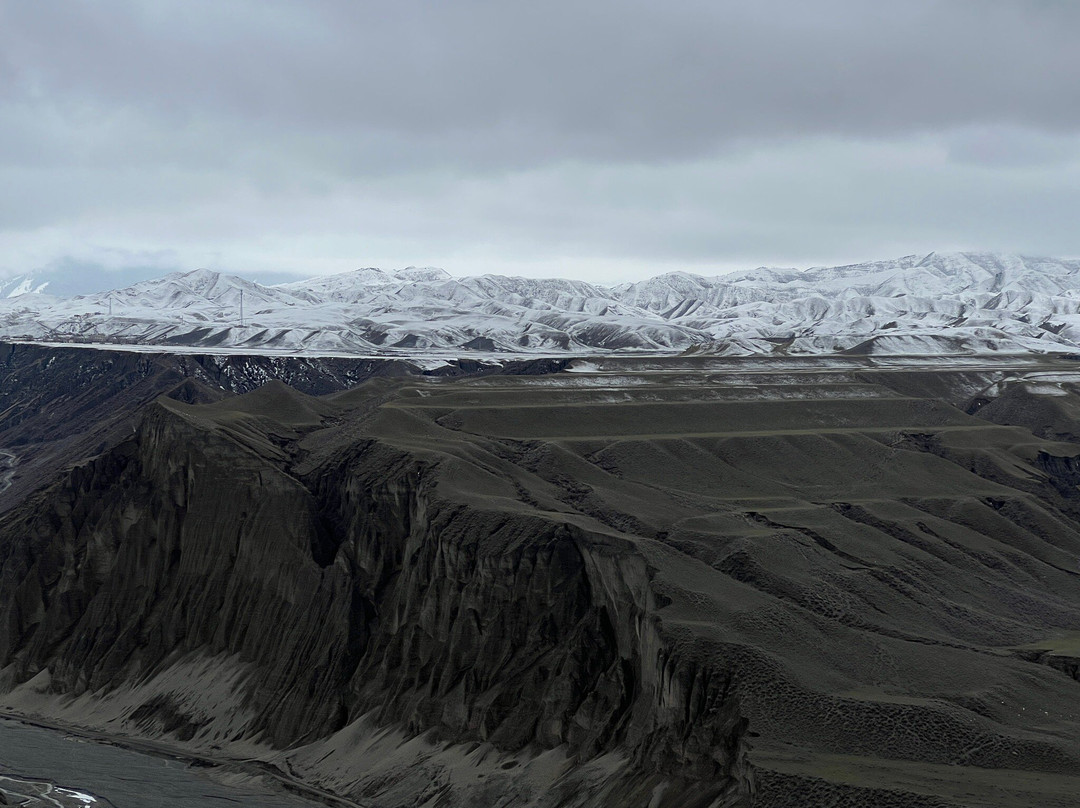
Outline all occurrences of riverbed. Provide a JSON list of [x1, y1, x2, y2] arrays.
[[0, 718, 324, 807]]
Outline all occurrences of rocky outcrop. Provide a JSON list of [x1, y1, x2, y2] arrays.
[[0, 389, 753, 807]]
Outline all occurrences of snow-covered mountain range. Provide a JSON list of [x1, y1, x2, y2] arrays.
[[3, 252, 1080, 356], [0, 274, 50, 299]]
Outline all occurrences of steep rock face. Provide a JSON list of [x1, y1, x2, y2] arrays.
[[308, 445, 749, 791], [0, 392, 752, 807], [0, 404, 348, 743]]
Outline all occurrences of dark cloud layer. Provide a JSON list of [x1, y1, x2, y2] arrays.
[[7, 1, 1080, 162], [0, 1, 1078, 280]]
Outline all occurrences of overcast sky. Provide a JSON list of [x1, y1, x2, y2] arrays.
[[2, 0, 1080, 285]]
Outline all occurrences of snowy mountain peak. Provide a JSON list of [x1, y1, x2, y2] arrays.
[[395, 266, 454, 283], [2, 252, 1080, 356], [0, 274, 50, 298], [167, 268, 271, 294]]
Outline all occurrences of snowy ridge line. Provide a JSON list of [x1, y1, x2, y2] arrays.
[[3, 252, 1080, 356]]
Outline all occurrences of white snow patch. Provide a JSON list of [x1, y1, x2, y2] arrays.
[[54, 787, 102, 804]]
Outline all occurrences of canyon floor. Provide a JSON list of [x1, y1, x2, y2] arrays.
[[1, 350, 1079, 806]]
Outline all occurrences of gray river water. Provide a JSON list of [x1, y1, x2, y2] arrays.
[[0, 719, 323, 807]]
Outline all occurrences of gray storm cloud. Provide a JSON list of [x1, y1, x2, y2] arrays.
[[0, 0, 1078, 280]]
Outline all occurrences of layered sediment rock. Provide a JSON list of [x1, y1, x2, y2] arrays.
[[3, 355, 1080, 806], [0, 340, 565, 511], [0, 385, 752, 806]]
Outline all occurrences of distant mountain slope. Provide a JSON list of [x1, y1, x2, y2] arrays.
[[0, 274, 49, 298], [2, 252, 1080, 355]]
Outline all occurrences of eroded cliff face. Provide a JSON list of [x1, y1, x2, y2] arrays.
[[5, 357, 1080, 807], [0, 388, 752, 807]]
